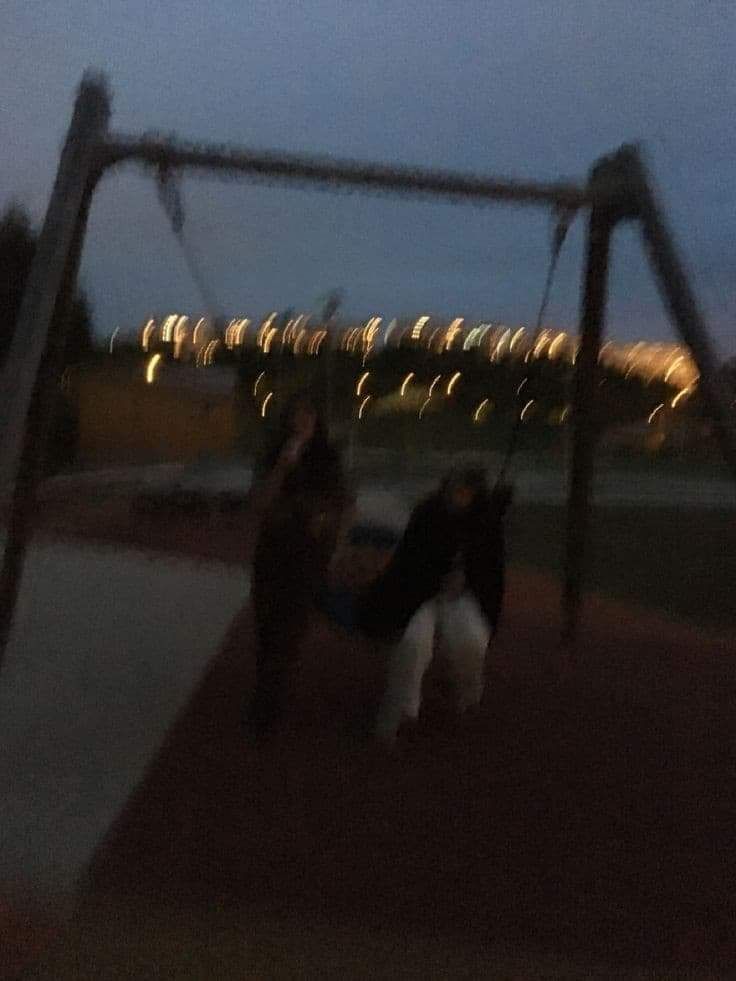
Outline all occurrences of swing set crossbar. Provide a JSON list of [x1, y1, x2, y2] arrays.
[[102, 134, 593, 212]]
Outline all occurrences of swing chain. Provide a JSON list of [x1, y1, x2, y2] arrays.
[[156, 165, 185, 236], [155, 165, 221, 319], [495, 204, 577, 488]]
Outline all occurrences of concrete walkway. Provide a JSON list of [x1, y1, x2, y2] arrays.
[[1, 542, 248, 916]]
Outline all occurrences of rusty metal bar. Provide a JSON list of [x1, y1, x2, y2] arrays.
[[101, 134, 590, 211]]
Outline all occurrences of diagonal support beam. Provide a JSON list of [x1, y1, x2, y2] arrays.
[[0, 73, 110, 662], [625, 146, 736, 482]]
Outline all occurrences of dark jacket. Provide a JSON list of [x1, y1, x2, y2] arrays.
[[358, 488, 507, 640], [252, 438, 348, 611]]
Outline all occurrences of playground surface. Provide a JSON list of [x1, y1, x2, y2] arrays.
[[1, 474, 734, 977]]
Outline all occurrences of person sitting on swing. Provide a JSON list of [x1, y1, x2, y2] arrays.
[[359, 463, 510, 746]]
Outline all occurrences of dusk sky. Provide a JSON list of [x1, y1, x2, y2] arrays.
[[2, 1, 734, 354]]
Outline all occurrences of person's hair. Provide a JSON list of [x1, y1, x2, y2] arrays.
[[439, 464, 490, 504], [262, 391, 331, 471]]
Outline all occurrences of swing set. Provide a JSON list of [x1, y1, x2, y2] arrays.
[[0, 71, 734, 665]]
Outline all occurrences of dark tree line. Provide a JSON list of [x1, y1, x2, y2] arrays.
[[0, 203, 94, 473]]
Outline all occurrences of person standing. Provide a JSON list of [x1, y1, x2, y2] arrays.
[[359, 465, 510, 745], [246, 393, 350, 739]]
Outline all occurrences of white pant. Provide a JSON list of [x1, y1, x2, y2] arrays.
[[375, 593, 491, 740]]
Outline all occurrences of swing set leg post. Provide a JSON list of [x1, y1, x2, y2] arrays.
[[562, 149, 635, 649], [561, 205, 614, 649], [562, 143, 736, 650]]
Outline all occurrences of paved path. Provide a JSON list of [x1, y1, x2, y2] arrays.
[[0, 542, 248, 976]]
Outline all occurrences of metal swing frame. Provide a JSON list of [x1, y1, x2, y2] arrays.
[[1, 71, 734, 664]]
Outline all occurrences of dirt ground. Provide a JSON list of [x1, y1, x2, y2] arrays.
[[6, 494, 736, 978]]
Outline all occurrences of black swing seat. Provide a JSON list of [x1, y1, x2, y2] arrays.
[[318, 522, 401, 631]]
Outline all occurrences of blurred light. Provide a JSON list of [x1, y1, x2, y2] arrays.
[[671, 387, 692, 408], [419, 396, 432, 419], [109, 326, 120, 354], [161, 314, 177, 343], [625, 341, 645, 367], [173, 316, 189, 360], [411, 315, 429, 340], [447, 371, 461, 396], [400, 372, 415, 397], [289, 314, 305, 340], [235, 318, 250, 345], [547, 332, 566, 359], [358, 395, 372, 420], [141, 319, 156, 352], [444, 318, 464, 351], [258, 313, 277, 348], [356, 371, 370, 397], [597, 340, 613, 364], [383, 319, 398, 346], [203, 339, 219, 366], [226, 317, 248, 349], [293, 329, 307, 355], [146, 353, 162, 384], [664, 355, 685, 384], [263, 327, 279, 354], [473, 398, 491, 423], [346, 327, 361, 354], [516, 377, 528, 397], [314, 330, 327, 355], [463, 327, 480, 351], [520, 399, 535, 422], [429, 374, 442, 397], [261, 391, 274, 418], [560, 405, 571, 423], [363, 317, 381, 359], [192, 318, 206, 347], [427, 326, 442, 352], [253, 371, 266, 397], [493, 328, 512, 360], [532, 330, 550, 359], [509, 327, 525, 353], [648, 403, 664, 424]]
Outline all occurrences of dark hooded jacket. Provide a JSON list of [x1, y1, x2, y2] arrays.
[[358, 485, 508, 641], [252, 425, 348, 616]]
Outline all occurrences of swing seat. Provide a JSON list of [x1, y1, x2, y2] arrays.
[[318, 522, 401, 632]]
